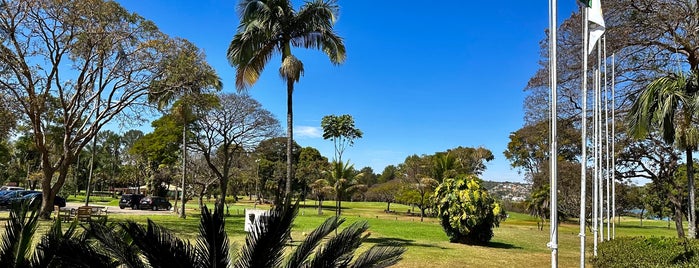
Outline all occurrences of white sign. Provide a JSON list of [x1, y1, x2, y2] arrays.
[[244, 209, 269, 232]]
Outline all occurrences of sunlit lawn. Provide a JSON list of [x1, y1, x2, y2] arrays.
[[0, 199, 683, 267]]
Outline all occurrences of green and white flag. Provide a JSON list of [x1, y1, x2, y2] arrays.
[[588, 0, 605, 54]]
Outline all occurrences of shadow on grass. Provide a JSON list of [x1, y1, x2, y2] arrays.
[[364, 237, 448, 249], [485, 241, 522, 249]]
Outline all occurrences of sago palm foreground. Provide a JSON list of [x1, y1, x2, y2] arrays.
[[0, 201, 405, 268]]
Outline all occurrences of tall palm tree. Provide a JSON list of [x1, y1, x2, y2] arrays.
[[331, 160, 364, 216], [628, 71, 699, 238], [228, 0, 347, 202]]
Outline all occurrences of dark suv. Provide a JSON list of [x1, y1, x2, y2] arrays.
[[139, 196, 172, 211], [119, 194, 145, 209]]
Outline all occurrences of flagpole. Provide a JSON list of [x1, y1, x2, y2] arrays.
[[579, 5, 589, 267], [592, 64, 599, 257], [597, 39, 604, 244], [603, 35, 610, 241], [548, 0, 559, 266], [611, 52, 616, 239]]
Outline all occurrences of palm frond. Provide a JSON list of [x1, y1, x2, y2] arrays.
[[121, 219, 198, 268], [196, 205, 230, 268], [306, 221, 369, 268], [227, 24, 277, 90], [285, 216, 344, 268], [89, 221, 146, 268], [349, 245, 406, 268], [34, 220, 117, 268], [233, 202, 297, 268], [0, 201, 39, 267]]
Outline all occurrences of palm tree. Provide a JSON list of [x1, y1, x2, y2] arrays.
[[0, 201, 112, 267], [628, 71, 699, 238], [331, 160, 365, 216], [228, 0, 347, 202], [526, 185, 550, 231]]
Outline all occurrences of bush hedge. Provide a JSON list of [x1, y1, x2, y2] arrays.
[[593, 236, 699, 267]]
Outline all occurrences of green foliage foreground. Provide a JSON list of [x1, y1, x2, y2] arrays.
[[0, 201, 405, 268], [594, 236, 699, 267]]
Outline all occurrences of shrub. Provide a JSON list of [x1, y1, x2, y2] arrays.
[[593, 236, 699, 267], [434, 174, 506, 245]]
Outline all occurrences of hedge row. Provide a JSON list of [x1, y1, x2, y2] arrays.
[[593, 236, 699, 267]]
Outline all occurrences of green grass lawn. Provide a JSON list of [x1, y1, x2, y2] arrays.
[[0, 199, 683, 267], [109, 200, 682, 267]]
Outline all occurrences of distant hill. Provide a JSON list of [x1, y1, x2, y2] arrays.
[[482, 181, 531, 202]]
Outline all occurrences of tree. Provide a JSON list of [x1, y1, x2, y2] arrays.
[[628, 71, 699, 238], [321, 114, 363, 164], [228, 0, 346, 202], [330, 161, 364, 216], [0, 0, 214, 218], [400, 154, 437, 222], [309, 179, 333, 215], [377, 165, 398, 184], [616, 133, 685, 237], [366, 179, 402, 213], [190, 93, 280, 208], [526, 185, 550, 231], [296, 147, 330, 201], [434, 175, 506, 245], [148, 38, 222, 218]]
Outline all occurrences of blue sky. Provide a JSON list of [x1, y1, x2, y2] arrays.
[[117, 0, 579, 183]]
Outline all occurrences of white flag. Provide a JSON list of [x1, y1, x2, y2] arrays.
[[588, 0, 605, 54]]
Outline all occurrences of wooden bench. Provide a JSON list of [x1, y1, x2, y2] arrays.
[[77, 206, 92, 222], [54, 206, 74, 222]]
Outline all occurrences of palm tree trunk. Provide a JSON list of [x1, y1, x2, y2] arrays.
[[180, 122, 187, 219], [688, 148, 696, 238], [285, 79, 294, 203]]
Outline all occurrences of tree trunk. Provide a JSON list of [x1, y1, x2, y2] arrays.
[[673, 200, 686, 238], [179, 122, 187, 219], [285, 78, 294, 204], [318, 198, 323, 215], [688, 149, 696, 238]]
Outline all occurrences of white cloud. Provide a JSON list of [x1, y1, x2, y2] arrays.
[[295, 126, 322, 138]]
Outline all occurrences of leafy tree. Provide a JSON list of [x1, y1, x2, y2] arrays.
[[377, 165, 398, 184], [616, 133, 685, 237], [444, 146, 495, 176], [255, 137, 302, 204], [400, 154, 437, 222], [228, 0, 347, 201], [296, 147, 330, 201], [190, 93, 280, 208], [0, 0, 213, 218], [434, 175, 506, 245], [321, 114, 363, 163], [309, 179, 333, 215], [358, 166, 378, 187], [367, 179, 402, 212]]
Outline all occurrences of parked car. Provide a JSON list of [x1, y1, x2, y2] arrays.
[[119, 194, 145, 209], [11, 192, 66, 208], [0, 186, 25, 191], [0, 190, 39, 207], [139, 196, 172, 211]]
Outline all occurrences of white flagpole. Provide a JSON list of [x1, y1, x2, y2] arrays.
[[611, 52, 616, 239], [597, 39, 604, 243], [592, 64, 599, 257], [548, 0, 559, 266], [579, 5, 589, 267], [603, 35, 610, 241]]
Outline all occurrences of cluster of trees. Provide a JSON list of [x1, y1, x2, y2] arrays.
[[510, 0, 699, 238]]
